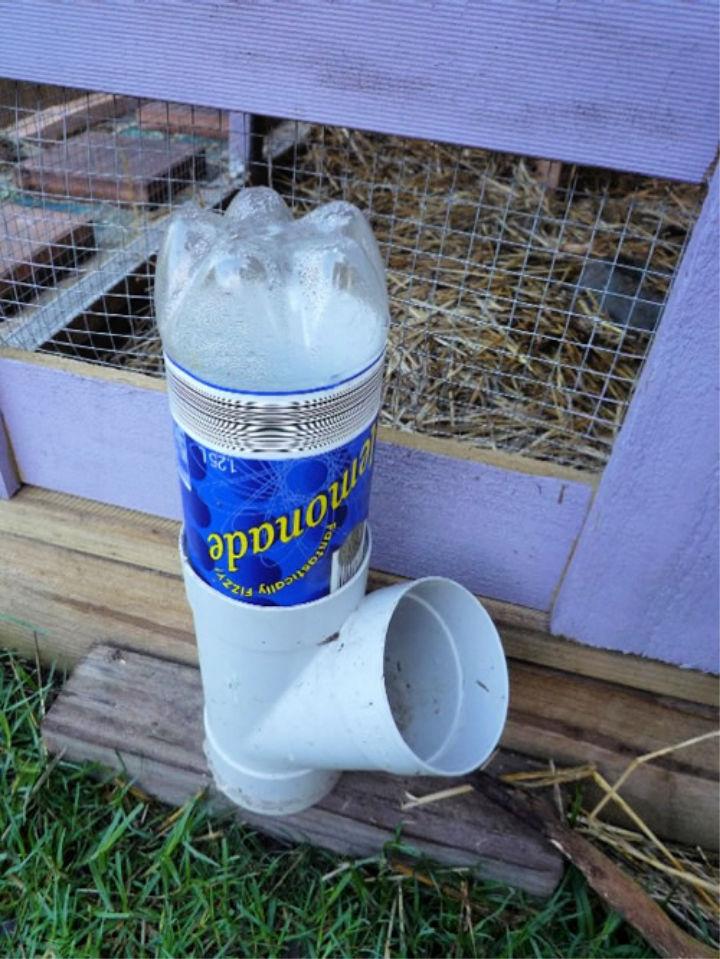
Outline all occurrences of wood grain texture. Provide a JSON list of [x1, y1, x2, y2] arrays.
[[138, 101, 228, 139], [17, 132, 205, 205], [5, 92, 133, 141], [2, 485, 717, 707], [2, 496, 717, 847], [0, 485, 181, 573], [552, 171, 720, 673], [498, 623, 719, 709], [0, 534, 195, 668], [43, 643, 563, 896], [502, 664, 719, 849], [0, 412, 19, 498], [0, 0, 716, 181], [0, 351, 594, 610], [469, 772, 716, 959]]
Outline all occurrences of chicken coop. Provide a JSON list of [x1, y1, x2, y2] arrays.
[[0, 1, 717, 864]]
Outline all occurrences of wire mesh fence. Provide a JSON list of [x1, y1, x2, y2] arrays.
[[0, 82, 705, 470]]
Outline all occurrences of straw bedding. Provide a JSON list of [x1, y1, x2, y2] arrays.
[[281, 127, 704, 470], [405, 739, 719, 948], [85, 125, 705, 471]]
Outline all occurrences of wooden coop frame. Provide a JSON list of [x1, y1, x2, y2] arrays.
[[0, 1, 717, 868]]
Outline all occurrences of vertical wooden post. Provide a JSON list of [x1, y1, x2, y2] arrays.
[[551, 170, 719, 672], [533, 159, 563, 188], [227, 111, 252, 181], [0, 412, 20, 499]]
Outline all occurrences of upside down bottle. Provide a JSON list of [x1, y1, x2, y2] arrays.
[[155, 188, 389, 606]]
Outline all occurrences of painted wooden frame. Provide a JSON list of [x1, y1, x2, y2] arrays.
[[0, 351, 594, 612], [0, 1, 718, 670], [0, 0, 717, 181], [552, 170, 720, 673]]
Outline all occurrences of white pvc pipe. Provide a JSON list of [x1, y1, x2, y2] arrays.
[[181, 531, 508, 816]]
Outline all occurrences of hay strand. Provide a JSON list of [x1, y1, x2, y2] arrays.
[[588, 729, 720, 822], [53, 123, 704, 472], [280, 127, 705, 470]]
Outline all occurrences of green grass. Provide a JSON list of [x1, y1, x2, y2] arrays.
[[0, 649, 658, 958]]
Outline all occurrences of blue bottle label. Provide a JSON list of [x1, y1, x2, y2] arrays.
[[166, 354, 384, 607]]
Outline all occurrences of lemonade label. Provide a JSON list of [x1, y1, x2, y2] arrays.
[[166, 353, 384, 606]]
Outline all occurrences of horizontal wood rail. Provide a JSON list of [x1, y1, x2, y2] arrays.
[[1, 486, 717, 848], [0, 0, 717, 181], [0, 350, 595, 611], [2, 486, 716, 708]]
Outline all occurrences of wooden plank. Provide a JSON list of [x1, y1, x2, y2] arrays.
[[0, 351, 180, 516], [533, 159, 562, 189], [228, 112, 252, 179], [0, 485, 180, 574], [372, 428, 595, 487], [2, 485, 717, 707], [0, 203, 96, 317], [498, 624, 719, 710], [502, 664, 719, 849], [38, 642, 552, 896], [1, 1, 717, 181], [43, 646, 717, 881], [0, 533, 195, 669], [6, 92, 134, 142], [1, 500, 717, 847], [369, 437, 592, 611], [552, 171, 720, 673], [138, 101, 228, 138], [16, 132, 206, 205], [0, 413, 19, 498], [0, 351, 594, 611]]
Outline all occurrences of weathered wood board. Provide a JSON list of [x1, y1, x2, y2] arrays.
[[42, 643, 564, 896], [0, 203, 95, 316], [1, 487, 717, 848], [16, 132, 206, 205], [7, 92, 134, 142], [138, 101, 228, 139], [502, 665, 719, 849], [1, 486, 716, 708]]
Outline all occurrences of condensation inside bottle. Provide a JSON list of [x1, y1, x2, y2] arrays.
[[155, 188, 389, 392]]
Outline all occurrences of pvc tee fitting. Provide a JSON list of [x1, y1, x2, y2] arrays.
[[182, 531, 509, 816]]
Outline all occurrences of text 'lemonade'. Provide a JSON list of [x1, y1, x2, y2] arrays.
[[155, 188, 389, 605]]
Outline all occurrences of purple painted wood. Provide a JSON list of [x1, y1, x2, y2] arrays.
[[369, 440, 593, 611], [0, 0, 717, 181], [551, 171, 720, 673], [0, 362, 180, 517], [0, 356, 593, 610], [0, 413, 20, 499]]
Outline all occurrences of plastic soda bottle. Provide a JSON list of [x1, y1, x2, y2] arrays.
[[155, 188, 389, 606]]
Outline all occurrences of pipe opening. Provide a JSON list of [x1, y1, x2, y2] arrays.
[[383, 579, 508, 776], [384, 593, 462, 762]]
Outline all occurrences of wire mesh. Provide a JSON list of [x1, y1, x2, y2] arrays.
[[0, 81, 706, 470]]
